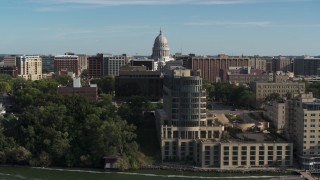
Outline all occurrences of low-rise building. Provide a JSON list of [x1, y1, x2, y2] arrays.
[[58, 77, 98, 102], [200, 134, 293, 168], [115, 66, 163, 101], [251, 82, 305, 108], [0, 66, 18, 77]]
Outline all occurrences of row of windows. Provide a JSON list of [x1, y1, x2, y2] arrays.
[[304, 124, 320, 127], [305, 113, 320, 116], [223, 146, 290, 151], [303, 141, 320, 144]]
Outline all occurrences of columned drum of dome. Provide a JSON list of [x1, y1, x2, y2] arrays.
[[152, 29, 170, 61]]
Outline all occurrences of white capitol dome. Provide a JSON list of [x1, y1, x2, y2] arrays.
[[152, 28, 170, 61]]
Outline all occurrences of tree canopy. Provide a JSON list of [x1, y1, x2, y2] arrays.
[[0, 77, 145, 169]]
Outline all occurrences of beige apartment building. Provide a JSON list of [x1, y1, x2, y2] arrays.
[[263, 92, 320, 170], [16, 55, 42, 81], [288, 93, 320, 170]]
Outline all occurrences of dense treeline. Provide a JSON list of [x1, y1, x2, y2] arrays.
[[203, 81, 255, 108], [0, 74, 147, 170]]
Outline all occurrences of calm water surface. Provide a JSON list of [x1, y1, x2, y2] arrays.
[[0, 166, 295, 180]]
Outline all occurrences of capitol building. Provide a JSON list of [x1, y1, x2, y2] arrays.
[[151, 28, 174, 71]]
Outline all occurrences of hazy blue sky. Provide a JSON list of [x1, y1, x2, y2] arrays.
[[1, 0, 319, 56]]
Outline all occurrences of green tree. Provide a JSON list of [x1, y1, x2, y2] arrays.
[[6, 146, 32, 165], [265, 93, 281, 101], [91, 76, 115, 94], [0, 82, 11, 93], [202, 80, 215, 100], [56, 76, 72, 86]]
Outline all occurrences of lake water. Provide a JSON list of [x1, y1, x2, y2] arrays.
[[0, 166, 297, 180]]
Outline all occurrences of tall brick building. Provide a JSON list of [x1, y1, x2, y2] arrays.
[[88, 54, 104, 78], [186, 54, 250, 82], [54, 55, 80, 76]]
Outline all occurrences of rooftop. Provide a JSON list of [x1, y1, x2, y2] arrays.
[[230, 133, 287, 143], [303, 101, 320, 111]]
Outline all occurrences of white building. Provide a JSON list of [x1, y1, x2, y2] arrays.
[[103, 55, 127, 76]]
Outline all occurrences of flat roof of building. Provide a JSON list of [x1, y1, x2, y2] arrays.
[[230, 133, 288, 143]]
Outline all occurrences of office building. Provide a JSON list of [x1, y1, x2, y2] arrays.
[[41, 55, 54, 72], [130, 59, 155, 71], [187, 54, 250, 82], [103, 55, 127, 76], [88, 54, 104, 78], [115, 66, 163, 101], [294, 56, 320, 76], [249, 56, 267, 72], [273, 56, 294, 73], [3, 55, 16, 67]]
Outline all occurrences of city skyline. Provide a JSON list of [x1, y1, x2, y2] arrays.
[[1, 0, 320, 56]]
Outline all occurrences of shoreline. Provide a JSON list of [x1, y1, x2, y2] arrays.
[[141, 164, 300, 174], [0, 164, 301, 174]]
